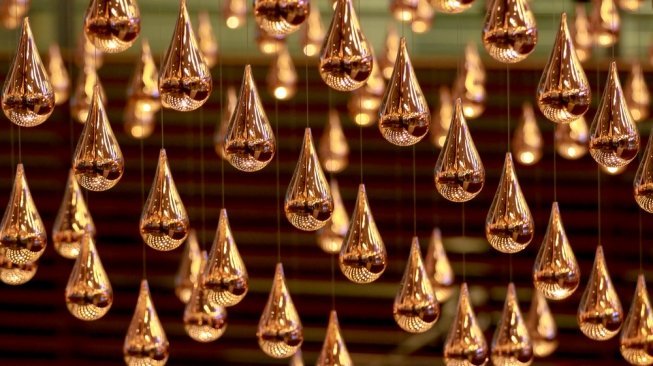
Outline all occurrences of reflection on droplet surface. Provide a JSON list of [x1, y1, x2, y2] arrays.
[[316, 310, 353, 366], [424, 228, 455, 303], [432, 0, 475, 14], [526, 290, 558, 358], [84, 0, 140, 53], [53, 169, 95, 259], [490, 283, 533, 366], [635, 128, 653, 213], [254, 0, 309, 36], [443, 283, 489, 366], [482, 0, 537, 63], [0, 247, 37, 285], [620, 275, 653, 365]]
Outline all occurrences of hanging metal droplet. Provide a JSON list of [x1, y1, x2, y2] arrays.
[[159, 0, 212, 112], [348, 51, 385, 127], [618, 0, 643, 11], [319, 109, 349, 174], [0, 164, 47, 265], [289, 349, 304, 366], [0, 0, 29, 29], [424, 228, 455, 303], [620, 275, 653, 365], [47, 43, 70, 105], [453, 43, 486, 119], [257, 263, 303, 359], [573, 4, 592, 63], [443, 283, 489, 366], [123, 279, 169, 366], [411, 0, 435, 34], [533, 202, 580, 300], [316, 178, 349, 254], [65, 234, 113, 321], [513, 103, 543, 166], [590, 0, 619, 48], [123, 99, 156, 139], [254, 0, 309, 37], [214, 86, 237, 159], [635, 128, 653, 213], [319, 0, 373, 91], [537, 13, 591, 124], [84, 0, 140, 53], [302, 3, 325, 57], [624, 62, 650, 123], [53, 169, 96, 259], [224, 0, 247, 29], [339, 184, 387, 284], [2, 18, 54, 127], [526, 290, 558, 358], [603, 164, 627, 175], [0, 247, 37, 285], [430, 86, 454, 149], [556, 116, 589, 160], [127, 39, 161, 116], [379, 25, 400, 81], [257, 28, 285, 55], [316, 310, 353, 366], [197, 11, 218, 69], [267, 44, 297, 101], [491, 283, 534, 366], [224, 65, 276, 172], [174, 229, 202, 304], [390, 0, 418, 22], [578, 245, 624, 341], [202, 209, 249, 307], [482, 0, 537, 63], [140, 148, 189, 251], [431, 0, 474, 14], [71, 62, 107, 124], [434, 98, 485, 203], [589, 61, 640, 169], [75, 32, 103, 69], [73, 85, 124, 191], [485, 153, 534, 253]]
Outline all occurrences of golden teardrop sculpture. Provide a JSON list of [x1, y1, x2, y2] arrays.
[[47, 43, 70, 105], [424, 228, 455, 303], [379, 25, 400, 80], [123, 99, 156, 139], [65, 234, 113, 321], [536, 13, 591, 124], [140, 148, 190, 251], [0, 0, 29, 30], [257, 28, 285, 55], [453, 42, 487, 119], [290, 350, 304, 366], [491, 283, 534, 366], [301, 3, 325, 57], [430, 86, 453, 149], [71, 62, 107, 124], [556, 116, 589, 160], [431, 0, 475, 14], [443, 283, 489, 366], [257, 263, 303, 359], [0, 247, 37, 285], [174, 229, 202, 304], [578, 245, 624, 341], [127, 39, 161, 115], [624, 62, 650, 123], [635, 128, 653, 213], [316, 310, 353, 366], [620, 274, 653, 365], [411, 0, 435, 34], [526, 290, 558, 358], [590, 0, 620, 48], [434, 98, 485, 203], [75, 32, 103, 69], [254, 0, 310, 37], [394, 237, 440, 333], [159, 0, 212, 112], [84, 0, 140, 53], [390, 0, 418, 22], [73, 85, 124, 191], [513, 103, 543, 166], [482, 0, 537, 64], [214, 86, 238, 159], [316, 178, 349, 254], [348, 51, 385, 127], [267, 44, 297, 101], [224, 0, 247, 29], [485, 153, 534, 254], [53, 169, 96, 259], [339, 184, 387, 284], [589, 61, 640, 169], [319, 0, 373, 91], [197, 11, 218, 69], [123, 279, 170, 366], [378, 37, 430, 147], [319, 109, 349, 174], [2, 18, 54, 127], [533, 202, 580, 300], [224, 65, 276, 172], [618, 0, 644, 11], [573, 4, 593, 63], [285, 128, 334, 231], [202, 209, 249, 307], [0, 164, 47, 265]]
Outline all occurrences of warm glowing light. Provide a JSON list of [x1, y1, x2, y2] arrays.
[[226, 16, 240, 29]]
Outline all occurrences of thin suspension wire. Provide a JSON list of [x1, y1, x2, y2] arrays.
[[412, 145, 417, 236], [506, 64, 510, 152], [305, 52, 310, 128], [328, 88, 336, 311], [140, 126, 147, 279], [218, 6, 225, 210], [639, 208, 643, 273], [358, 0, 363, 184], [597, 165, 601, 246], [17, 127, 21, 163], [199, 109, 206, 249], [461, 202, 466, 283], [553, 129, 557, 201], [275, 44, 282, 263]]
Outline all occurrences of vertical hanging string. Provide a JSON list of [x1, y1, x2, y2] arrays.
[[305, 50, 310, 128], [140, 126, 147, 279], [275, 45, 281, 264], [639, 208, 643, 273], [461, 203, 466, 283], [358, 0, 363, 184], [412, 145, 417, 236], [506, 64, 513, 283], [553, 131, 557, 201], [199, 109, 206, 249], [597, 165, 601, 247], [327, 86, 336, 311], [218, 5, 226, 210]]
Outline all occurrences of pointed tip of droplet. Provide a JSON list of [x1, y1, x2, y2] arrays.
[[219, 208, 228, 218], [551, 201, 560, 212], [410, 236, 420, 251], [275, 262, 285, 278], [460, 282, 469, 295], [595, 244, 605, 259], [636, 274, 647, 291], [329, 309, 338, 322], [159, 147, 167, 159], [16, 163, 24, 174], [560, 12, 567, 23], [139, 278, 150, 290], [304, 127, 313, 139], [357, 183, 366, 194], [432, 227, 441, 239], [507, 282, 517, 297]]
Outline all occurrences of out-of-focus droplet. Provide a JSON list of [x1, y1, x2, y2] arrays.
[[618, 0, 643, 11], [254, 0, 309, 37], [84, 0, 140, 53], [316, 310, 353, 366], [197, 11, 218, 69], [394, 237, 440, 333], [47, 43, 70, 105], [348, 51, 385, 127], [603, 164, 627, 175], [537, 13, 591, 124], [339, 184, 387, 284], [443, 283, 489, 366], [319, 109, 349, 173], [589, 61, 640, 169], [453, 43, 486, 119], [431, 0, 474, 13], [285, 128, 334, 231], [71, 62, 107, 124], [224, 65, 276, 172], [123, 279, 169, 366], [482, 0, 537, 63], [53, 169, 95, 259], [379, 25, 400, 80], [140, 148, 189, 251], [379, 37, 430, 146], [513, 103, 543, 165], [75, 33, 103, 69], [290, 349, 305, 366], [620, 274, 653, 365], [573, 4, 592, 63], [533, 202, 580, 300], [73, 85, 124, 191], [123, 100, 156, 139], [411, 0, 435, 33], [526, 290, 558, 358], [224, 0, 246, 29], [127, 39, 161, 115], [430, 86, 453, 149], [174, 229, 202, 304], [390, 0, 418, 22], [65, 234, 113, 321], [159, 0, 212, 112], [491, 283, 534, 365], [0, 164, 46, 264], [556, 116, 589, 160], [0, 0, 29, 29], [0, 246, 37, 285], [425, 228, 455, 303], [267, 44, 297, 101], [486, 153, 534, 253], [635, 128, 653, 213], [257, 263, 303, 358], [320, 0, 373, 91], [624, 62, 650, 122], [434, 98, 485, 202], [316, 178, 349, 254], [214, 86, 237, 159], [2, 18, 54, 127], [202, 209, 249, 307], [257, 28, 285, 55], [302, 4, 324, 57], [590, 0, 619, 48]]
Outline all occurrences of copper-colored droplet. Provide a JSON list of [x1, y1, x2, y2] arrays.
[[573, 4, 593, 63], [224, 0, 247, 29], [319, 0, 373, 91], [224, 65, 276, 172], [537, 13, 591, 124], [430, 86, 454, 149], [53, 169, 96, 259], [65, 234, 113, 321], [319, 109, 349, 174], [123, 100, 156, 139], [425, 228, 455, 303], [482, 0, 537, 63], [635, 128, 653, 213], [379, 25, 400, 80], [624, 62, 650, 123], [71, 62, 107, 124], [390, 0, 418, 22], [0, 247, 37, 285], [73, 85, 124, 191], [301, 3, 325, 57], [347, 50, 385, 127], [590, 0, 619, 48], [75, 32, 103, 69], [123, 279, 169, 366], [0, 0, 29, 29], [513, 103, 543, 165], [127, 39, 161, 115], [140, 148, 189, 251], [202, 209, 249, 307], [214, 86, 237, 159], [254, 0, 309, 37], [84, 0, 140, 53], [411, 0, 435, 34], [257, 28, 286, 55], [197, 11, 218, 69], [316, 310, 353, 366], [526, 290, 558, 358], [0, 164, 47, 264], [174, 229, 202, 304], [556, 116, 589, 160], [589, 61, 640, 169], [159, 0, 212, 112], [267, 44, 297, 101], [257, 263, 303, 358], [2, 18, 54, 127], [47, 43, 70, 105], [620, 274, 653, 365], [316, 178, 349, 254], [453, 43, 487, 119], [443, 283, 489, 366], [603, 164, 627, 175], [618, 0, 643, 10], [431, 0, 475, 14], [289, 349, 305, 366], [434, 98, 485, 203], [491, 283, 534, 365], [533, 202, 580, 300]]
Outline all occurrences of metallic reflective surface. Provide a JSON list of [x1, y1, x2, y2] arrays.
[[254, 0, 309, 36], [301, 4, 324, 57], [53, 169, 95, 259], [197, 11, 218, 69], [267, 44, 297, 101], [491, 283, 534, 366], [316, 178, 349, 254], [635, 128, 653, 213], [424, 227, 455, 303], [526, 291, 558, 358], [319, 109, 349, 174], [590, 0, 619, 48], [71, 62, 106, 124], [0, 247, 37, 285], [624, 62, 650, 122], [482, 0, 537, 63], [430, 86, 453, 149], [47, 43, 70, 105], [214, 86, 237, 159], [83, 0, 140, 53], [512, 103, 542, 166], [453, 43, 486, 119], [443, 283, 489, 366], [347, 51, 385, 126], [556, 116, 589, 160], [431, 0, 475, 14], [316, 310, 353, 366], [75, 32, 103, 69], [174, 229, 202, 304], [620, 275, 653, 365]]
